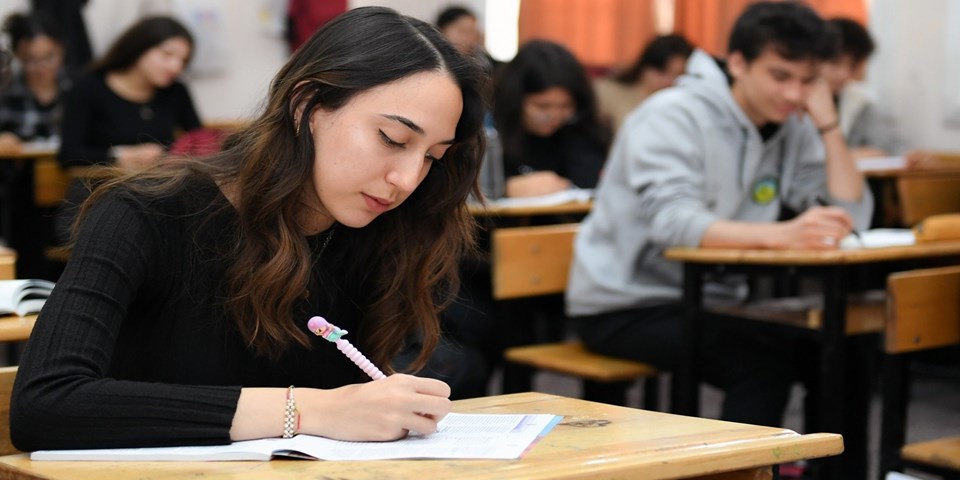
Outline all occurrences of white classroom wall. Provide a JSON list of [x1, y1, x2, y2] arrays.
[[866, 0, 960, 151]]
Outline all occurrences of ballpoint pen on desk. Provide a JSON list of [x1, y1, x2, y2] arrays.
[[307, 316, 387, 380]]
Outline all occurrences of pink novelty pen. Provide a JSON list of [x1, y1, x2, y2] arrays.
[[307, 316, 387, 380]]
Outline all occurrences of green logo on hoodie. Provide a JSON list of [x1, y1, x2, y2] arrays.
[[752, 177, 778, 205]]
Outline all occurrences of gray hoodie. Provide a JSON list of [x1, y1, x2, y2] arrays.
[[566, 50, 873, 316]]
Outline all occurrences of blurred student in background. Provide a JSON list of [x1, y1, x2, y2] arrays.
[[594, 34, 693, 133], [55, 16, 201, 242], [493, 40, 609, 198], [436, 5, 496, 74], [58, 16, 200, 170], [822, 18, 932, 168], [0, 12, 69, 152]]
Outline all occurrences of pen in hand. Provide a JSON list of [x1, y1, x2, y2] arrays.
[[815, 196, 862, 246], [307, 316, 387, 380]]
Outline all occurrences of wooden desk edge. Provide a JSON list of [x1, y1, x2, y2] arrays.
[[665, 241, 960, 266], [0, 393, 846, 480], [0, 315, 37, 343]]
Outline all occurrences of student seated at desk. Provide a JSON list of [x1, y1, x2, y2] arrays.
[[10, 6, 485, 450], [54, 16, 201, 242], [0, 12, 69, 151], [821, 18, 932, 168], [593, 34, 693, 134], [493, 40, 609, 198], [58, 15, 200, 169], [567, 0, 872, 427]]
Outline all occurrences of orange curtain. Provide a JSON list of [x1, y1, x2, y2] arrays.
[[806, 0, 868, 24], [672, 0, 868, 57], [518, 0, 657, 70]]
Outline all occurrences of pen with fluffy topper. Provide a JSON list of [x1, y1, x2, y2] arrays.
[[307, 316, 387, 380]]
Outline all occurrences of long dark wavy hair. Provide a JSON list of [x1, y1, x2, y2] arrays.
[[90, 16, 193, 74], [74, 7, 487, 370], [493, 40, 608, 170]]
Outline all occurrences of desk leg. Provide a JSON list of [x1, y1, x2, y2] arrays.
[[673, 262, 703, 416], [819, 267, 847, 480]]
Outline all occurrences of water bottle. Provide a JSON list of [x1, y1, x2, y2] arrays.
[[479, 126, 505, 201]]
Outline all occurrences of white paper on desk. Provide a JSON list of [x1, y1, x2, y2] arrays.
[[19, 138, 60, 154], [488, 188, 593, 209], [30, 413, 562, 462], [856, 156, 906, 172], [840, 228, 916, 249]]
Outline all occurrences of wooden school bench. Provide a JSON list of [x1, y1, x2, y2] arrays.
[[493, 223, 659, 407]]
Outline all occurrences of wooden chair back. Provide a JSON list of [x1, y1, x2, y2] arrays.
[[881, 266, 960, 477], [491, 223, 579, 300], [886, 265, 960, 354], [896, 173, 960, 226], [0, 366, 19, 456]]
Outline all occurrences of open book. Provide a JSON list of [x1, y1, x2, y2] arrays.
[[856, 155, 906, 172], [487, 188, 593, 209], [840, 229, 915, 249], [0, 279, 55, 317], [31, 413, 562, 462]]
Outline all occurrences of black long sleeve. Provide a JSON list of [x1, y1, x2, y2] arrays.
[[503, 128, 607, 189], [12, 175, 368, 451], [58, 74, 202, 167]]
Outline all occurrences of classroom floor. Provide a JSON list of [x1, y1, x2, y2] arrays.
[[488, 360, 960, 480]]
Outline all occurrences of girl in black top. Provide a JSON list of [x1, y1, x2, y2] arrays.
[[58, 16, 200, 168], [55, 16, 200, 242], [493, 40, 609, 198], [12, 6, 486, 450]]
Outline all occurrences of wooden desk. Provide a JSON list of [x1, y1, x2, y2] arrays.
[[469, 200, 592, 217], [0, 249, 16, 280], [0, 392, 843, 479], [863, 157, 960, 227], [0, 315, 36, 343], [665, 240, 960, 479]]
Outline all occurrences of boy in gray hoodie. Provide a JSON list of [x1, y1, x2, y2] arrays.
[[566, 0, 872, 438]]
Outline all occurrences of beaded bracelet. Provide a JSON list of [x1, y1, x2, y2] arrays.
[[282, 385, 300, 438]]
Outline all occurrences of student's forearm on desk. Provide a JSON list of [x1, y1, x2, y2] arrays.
[[701, 209, 852, 250], [822, 127, 865, 203], [230, 375, 452, 442]]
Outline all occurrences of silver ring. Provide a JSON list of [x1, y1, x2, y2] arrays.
[[822, 236, 835, 245]]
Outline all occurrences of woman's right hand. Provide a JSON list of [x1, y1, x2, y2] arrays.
[[114, 143, 165, 170], [231, 375, 451, 442], [303, 374, 452, 441]]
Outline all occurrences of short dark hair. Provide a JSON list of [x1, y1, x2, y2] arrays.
[[436, 6, 475, 30], [3, 12, 63, 50], [90, 16, 193, 74], [728, 1, 837, 62], [616, 34, 694, 84], [829, 18, 875, 64]]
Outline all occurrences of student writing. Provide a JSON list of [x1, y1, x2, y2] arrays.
[[11, 6, 486, 450]]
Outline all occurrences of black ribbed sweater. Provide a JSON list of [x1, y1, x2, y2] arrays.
[[11, 175, 369, 451]]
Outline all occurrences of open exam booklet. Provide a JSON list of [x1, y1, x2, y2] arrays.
[[31, 413, 562, 462]]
